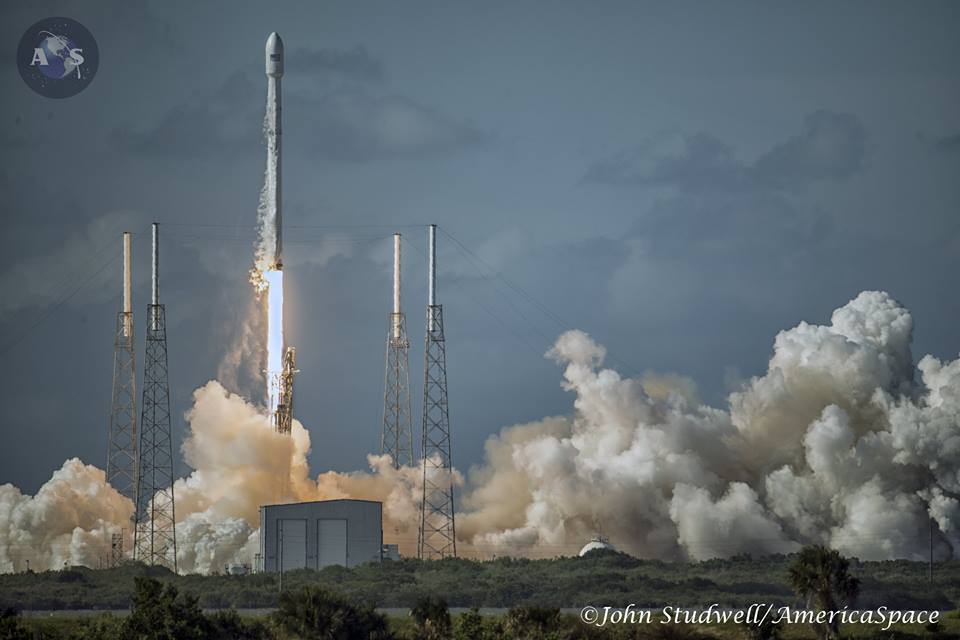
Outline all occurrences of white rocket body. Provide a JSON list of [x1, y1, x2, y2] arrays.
[[265, 32, 283, 269]]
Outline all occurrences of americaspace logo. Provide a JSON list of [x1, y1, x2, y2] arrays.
[[17, 17, 99, 98]]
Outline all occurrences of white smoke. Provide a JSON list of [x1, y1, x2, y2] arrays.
[[0, 459, 133, 572], [0, 380, 427, 574], [2, 290, 958, 572], [170, 380, 428, 572], [251, 80, 278, 288], [460, 291, 960, 561]]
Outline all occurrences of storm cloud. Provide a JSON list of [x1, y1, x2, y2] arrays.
[[585, 110, 867, 192], [112, 46, 484, 161]]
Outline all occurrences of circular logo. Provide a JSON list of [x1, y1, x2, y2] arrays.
[[17, 17, 99, 98]]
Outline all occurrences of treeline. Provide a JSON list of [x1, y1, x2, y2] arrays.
[[0, 550, 956, 612], [1, 582, 725, 640], [4, 577, 960, 640]]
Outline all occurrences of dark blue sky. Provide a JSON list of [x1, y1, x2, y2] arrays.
[[2, 1, 958, 493]]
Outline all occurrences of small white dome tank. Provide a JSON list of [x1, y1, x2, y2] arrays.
[[578, 535, 615, 557]]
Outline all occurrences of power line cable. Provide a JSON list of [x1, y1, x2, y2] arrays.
[[0, 248, 123, 357], [402, 235, 553, 363], [438, 226, 649, 379]]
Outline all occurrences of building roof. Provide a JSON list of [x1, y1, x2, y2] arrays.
[[260, 498, 382, 509]]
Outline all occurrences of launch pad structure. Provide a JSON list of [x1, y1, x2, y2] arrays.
[[133, 223, 178, 572], [381, 233, 414, 468], [419, 225, 457, 559], [272, 347, 298, 435], [106, 232, 137, 503]]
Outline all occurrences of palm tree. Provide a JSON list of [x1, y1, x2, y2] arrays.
[[788, 546, 860, 640]]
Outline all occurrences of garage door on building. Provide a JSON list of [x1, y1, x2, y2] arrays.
[[278, 519, 307, 571], [317, 518, 347, 568]]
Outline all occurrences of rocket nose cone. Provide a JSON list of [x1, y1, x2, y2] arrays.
[[266, 32, 284, 54], [266, 32, 284, 76]]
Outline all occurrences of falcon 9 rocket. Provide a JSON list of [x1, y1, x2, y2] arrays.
[[266, 31, 283, 270], [263, 32, 295, 434]]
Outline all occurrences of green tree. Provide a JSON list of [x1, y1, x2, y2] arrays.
[[0, 609, 29, 640], [121, 577, 211, 640], [208, 609, 275, 640], [788, 546, 859, 640], [273, 586, 391, 640], [410, 597, 451, 640], [503, 606, 562, 640], [454, 608, 487, 640]]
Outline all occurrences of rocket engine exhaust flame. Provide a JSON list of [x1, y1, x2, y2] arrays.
[[265, 269, 284, 414]]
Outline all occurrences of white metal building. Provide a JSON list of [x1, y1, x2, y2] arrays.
[[259, 499, 383, 572]]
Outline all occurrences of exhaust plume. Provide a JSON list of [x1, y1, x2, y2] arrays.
[[1, 290, 958, 572], [460, 291, 960, 561]]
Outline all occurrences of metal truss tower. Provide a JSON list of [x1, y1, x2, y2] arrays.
[[134, 223, 177, 572], [381, 233, 414, 468], [110, 531, 124, 568], [273, 347, 297, 434], [106, 232, 137, 503], [419, 225, 457, 559]]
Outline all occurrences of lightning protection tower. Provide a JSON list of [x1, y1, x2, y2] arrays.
[[134, 223, 178, 572], [418, 224, 457, 559], [381, 233, 414, 468], [106, 232, 137, 503]]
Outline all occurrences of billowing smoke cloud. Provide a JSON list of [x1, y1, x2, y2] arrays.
[[0, 380, 426, 574], [172, 380, 428, 572], [459, 291, 959, 561], [1, 290, 958, 572], [0, 459, 133, 572]]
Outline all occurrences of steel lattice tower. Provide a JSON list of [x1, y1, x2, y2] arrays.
[[382, 233, 414, 468], [419, 225, 457, 559], [110, 532, 124, 568], [106, 232, 137, 503], [134, 223, 177, 572], [273, 347, 297, 435]]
